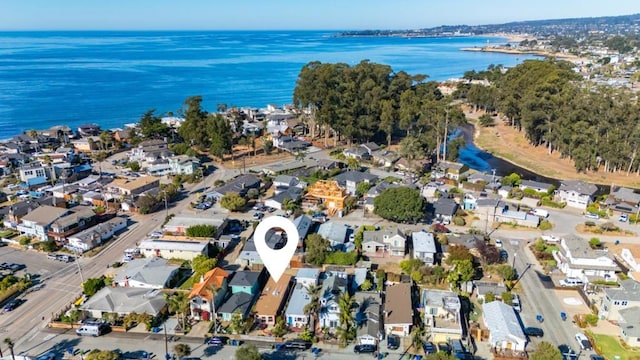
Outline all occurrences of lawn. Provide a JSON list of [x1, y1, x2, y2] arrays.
[[590, 333, 640, 360]]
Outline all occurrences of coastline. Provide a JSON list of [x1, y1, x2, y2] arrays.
[[460, 46, 588, 63]]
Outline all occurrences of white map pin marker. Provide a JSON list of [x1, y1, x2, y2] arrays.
[[254, 216, 299, 282]]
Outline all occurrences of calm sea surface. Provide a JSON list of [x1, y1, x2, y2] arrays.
[[0, 30, 536, 140]]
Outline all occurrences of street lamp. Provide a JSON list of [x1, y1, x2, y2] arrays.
[[512, 252, 517, 269]]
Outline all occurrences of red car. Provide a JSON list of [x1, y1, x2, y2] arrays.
[[432, 223, 450, 233]]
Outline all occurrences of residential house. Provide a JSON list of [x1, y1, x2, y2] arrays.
[[70, 136, 102, 152], [80, 287, 166, 319], [333, 171, 378, 196], [319, 272, 348, 330], [138, 239, 209, 261], [189, 268, 230, 321], [67, 217, 127, 252], [556, 180, 598, 210], [295, 268, 320, 288], [618, 307, 640, 347], [361, 142, 380, 154], [264, 187, 303, 210], [436, 161, 469, 181], [218, 271, 263, 322], [354, 291, 383, 345], [19, 162, 52, 188], [493, 204, 540, 228], [254, 274, 294, 328], [162, 213, 227, 236], [302, 180, 348, 216], [554, 236, 619, 282], [272, 135, 309, 152], [519, 180, 554, 193], [343, 146, 371, 161], [433, 197, 459, 222], [114, 257, 179, 289], [475, 281, 507, 302], [607, 186, 640, 215], [128, 139, 171, 163], [167, 155, 200, 176], [621, 245, 640, 279], [422, 289, 463, 343], [371, 149, 400, 168], [109, 176, 160, 196], [77, 124, 101, 137], [207, 174, 261, 200], [599, 279, 640, 321], [273, 174, 305, 193], [293, 215, 313, 246], [17, 205, 69, 241], [446, 234, 483, 258], [317, 221, 349, 249], [48, 206, 97, 241], [362, 227, 406, 258], [239, 237, 265, 267], [482, 301, 527, 352], [285, 270, 318, 328], [384, 283, 413, 336], [113, 128, 132, 143], [467, 172, 502, 186], [412, 231, 437, 265]]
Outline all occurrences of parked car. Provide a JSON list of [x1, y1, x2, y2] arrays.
[[499, 250, 509, 262], [432, 223, 450, 233], [494, 239, 503, 248], [619, 214, 629, 222], [284, 339, 311, 350], [3, 298, 24, 312], [524, 327, 544, 337], [585, 213, 600, 220], [47, 253, 58, 260], [423, 341, 437, 354], [559, 345, 578, 360], [437, 342, 452, 354], [512, 294, 522, 312], [354, 344, 376, 354], [541, 235, 561, 243], [206, 336, 228, 346], [8, 263, 25, 272], [575, 332, 592, 351], [253, 212, 264, 220], [559, 277, 584, 287], [387, 334, 400, 350]]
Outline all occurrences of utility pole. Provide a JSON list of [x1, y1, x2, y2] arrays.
[[164, 324, 170, 360], [163, 190, 168, 219]]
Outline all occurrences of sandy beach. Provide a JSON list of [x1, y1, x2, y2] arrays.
[[482, 32, 536, 43], [460, 46, 590, 64]]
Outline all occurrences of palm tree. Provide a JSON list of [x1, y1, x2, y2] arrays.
[[99, 130, 113, 151], [4, 338, 15, 360], [166, 292, 189, 331], [173, 343, 191, 359], [303, 285, 321, 333], [91, 151, 107, 178], [410, 325, 426, 354]]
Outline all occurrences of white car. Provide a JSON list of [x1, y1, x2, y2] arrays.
[[575, 332, 592, 351], [585, 213, 600, 220], [619, 214, 629, 222], [541, 235, 561, 243], [494, 239, 503, 248], [512, 294, 522, 312]]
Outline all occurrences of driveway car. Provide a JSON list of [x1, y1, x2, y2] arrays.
[[253, 212, 264, 220], [619, 214, 629, 222], [494, 239, 503, 248], [524, 327, 544, 337], [354, 344, 376, 354], [423, 341, 436, 354], [387, 334, 399, 350], [575, 332, 592, 351]]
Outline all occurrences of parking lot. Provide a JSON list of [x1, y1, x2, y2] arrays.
[[0, 246, 71, 279]]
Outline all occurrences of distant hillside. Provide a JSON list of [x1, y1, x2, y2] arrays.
[[337, 13, 640, 38]]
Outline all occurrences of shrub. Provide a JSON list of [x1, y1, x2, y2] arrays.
[[584, 221, 596, 227], [453, 216, 466, 226], [585, 314, 598, 326], [539, 220, 552, 230]]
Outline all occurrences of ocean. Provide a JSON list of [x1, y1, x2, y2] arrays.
[[0, 30, 536, 140]]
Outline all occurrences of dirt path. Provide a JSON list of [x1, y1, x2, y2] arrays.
[[465, 109, 640, 188]]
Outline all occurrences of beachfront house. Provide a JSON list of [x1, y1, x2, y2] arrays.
[[17, 205, 69, 241]]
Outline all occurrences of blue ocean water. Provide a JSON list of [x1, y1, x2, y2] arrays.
[[0, 31, 535, 140]]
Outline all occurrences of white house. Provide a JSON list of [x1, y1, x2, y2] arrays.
[[319, 273, 348, 330], [138, 239, 209, 261], [621, 246, 640, 273], [114, 257, 179, 289], [17, 205, 68, 241], [384, 283, 412, 336], [553, 236, 619, 282], [483, 301, 527, 352], [295, 268, 320, 288], [556, 180, 598, 210], [412, 231, 437, 265], [599, 279, 640, 321], [67, 217, 128, 252], [362, 227, 406, 258]]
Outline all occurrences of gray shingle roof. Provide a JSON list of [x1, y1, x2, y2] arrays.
[[619, 306, 640, 337], [482, 301, 526, 344], [434, 197, 458, 217], [559, 180, 598, 196], [412, 231, 436, 253], [333, 171, 378, 185], [229, 271, 261, 287], [217, 292, 254, 316], [80, 287, 166, 316], [115, 257, 179, 288], [317, 221, 348, 246], [604, 279, 640, 301], [285, 283, 312, 316]]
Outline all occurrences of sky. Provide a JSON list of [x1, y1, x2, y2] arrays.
[[1, 0, 639, 31]]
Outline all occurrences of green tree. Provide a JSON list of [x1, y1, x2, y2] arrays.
[[501, 173, 522, 187], [166, 292, 189, 331], [235, 345, 262, 360], [247, 188, 260, 200], [209, 114, 233, 161], [179, 96, 209, 150], [272, 316, 288, 337], [426, 352, 456, 360], [91, 151, 107, 176], [497, 264, 516, 281], [138, 109, 170, 139], [501, 291, 514, 304], [173, 343, 191, 359], [530, 341, 562, 360], [410, 325, 426, 353], [355, 181, 371, 197], [478, 113, 495, 127], [447, 259, 475, 290], [230, 310, 246, 334], [303, 284, 321, 335], [444, 245, 473, 265], [485, 292, 496, 303], [220, 192, 246, 211], [262, 139, 274, 155], [82, 276, 107, 296], [128, 161, 141, 172], [185, 225, 217, 238], [85, 350, 120, 360], [305, 234, 329, 265], [360, 279, 372, 291], [191, 254, 217, 278], [374, 187, 425, 223]]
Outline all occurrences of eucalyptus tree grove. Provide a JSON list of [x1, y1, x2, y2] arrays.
[[461, 59, 640, 174]]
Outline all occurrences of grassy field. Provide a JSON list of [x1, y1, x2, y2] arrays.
[[590, 333, 640, 360]]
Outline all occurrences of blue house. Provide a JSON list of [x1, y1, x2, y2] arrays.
[[228, 271, 262, 296]]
